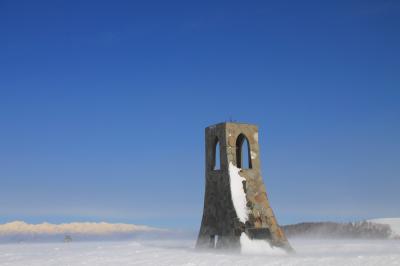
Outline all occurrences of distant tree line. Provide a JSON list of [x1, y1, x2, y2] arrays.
[[282, 221, 392, 239]]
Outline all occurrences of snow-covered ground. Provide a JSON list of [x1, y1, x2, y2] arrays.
[[0, 238, 399, 266]]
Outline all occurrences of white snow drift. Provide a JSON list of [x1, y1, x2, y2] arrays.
[[240, 233, 286, 255], [0, 239, 400, 266]]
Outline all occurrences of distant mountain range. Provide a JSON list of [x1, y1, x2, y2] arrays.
[[0, 221, 167, 243], [1, 218, 399, 243], [282, 218, 400, 239]]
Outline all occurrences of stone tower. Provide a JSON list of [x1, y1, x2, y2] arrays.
[[196, 122, 292, 252]]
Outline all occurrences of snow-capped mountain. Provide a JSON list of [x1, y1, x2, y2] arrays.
[[0, 221, 158, 235], [0, 221, 166, 242]]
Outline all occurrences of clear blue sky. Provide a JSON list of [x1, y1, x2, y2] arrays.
[[1, 0, 399, 229]]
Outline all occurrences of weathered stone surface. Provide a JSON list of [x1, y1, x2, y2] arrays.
[[228, 136, 236, 147], [196, 122, 292, 252]]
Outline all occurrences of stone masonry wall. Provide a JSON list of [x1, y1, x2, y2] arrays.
[[196, 122, 292, 252]]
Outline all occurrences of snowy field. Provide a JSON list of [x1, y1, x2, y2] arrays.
[[0, 238, 399, 266]]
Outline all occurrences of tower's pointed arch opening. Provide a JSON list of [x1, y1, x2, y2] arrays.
[[236, 134, 252, 169]]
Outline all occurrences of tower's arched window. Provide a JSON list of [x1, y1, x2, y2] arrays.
[[213, 138, 221, 170], [236, 134, 252, 169]]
